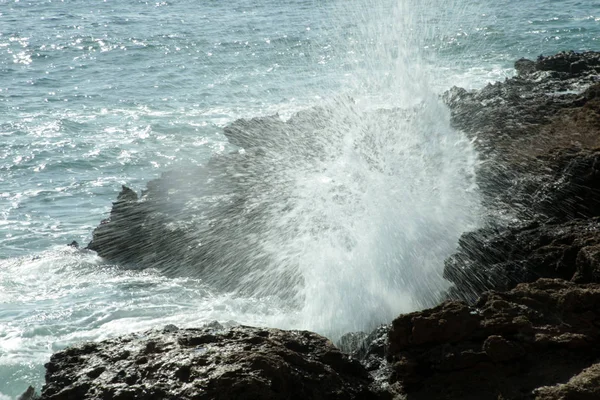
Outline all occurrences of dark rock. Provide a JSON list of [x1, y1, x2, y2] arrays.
[[514, 58, 536, 76], [17, 386, 39, 400], [441, 51, 600, 303], [40, 325, 386, 400], [533, 363, 600, 399], [444, 218, 600, 302], [84, 109, 337, 298], [162, 324, 179, 333], [337, 331, 368, 354], [386, 279, 600, 400], [70, 50, 600, 400], [341, 325, 391, 377], [536, 51, 600, 74], [445, 52, 600, 223]]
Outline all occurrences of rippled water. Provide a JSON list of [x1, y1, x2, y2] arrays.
[[1, 0, 599, 396]]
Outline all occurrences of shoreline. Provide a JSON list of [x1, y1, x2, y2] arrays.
[[26, 51, 600, 399]]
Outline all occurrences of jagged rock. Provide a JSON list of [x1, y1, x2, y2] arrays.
[[67, 51, 600, 400], [444, 217, 600, 302], [17, 386, 39, 400], [534, 363, 600, 399], [536, 51, 600, 74], [445, 52, 600, 221], [336, 331, 368, 354], [514, 58, 536, 76], [40, 325, 386, 400], [440, 51, 600, 302], [386, 279, 600, 400]]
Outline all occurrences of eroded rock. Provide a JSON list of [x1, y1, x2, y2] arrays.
[[444, 217, 600, 302], [386, 279, 600, 400], [41, 325, 385, 400]]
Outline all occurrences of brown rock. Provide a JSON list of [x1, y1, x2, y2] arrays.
[[482, 335, 524, 362], [386, 279, 600, 400], [534, 363, 600, 400], [41, 325, 385, 400]]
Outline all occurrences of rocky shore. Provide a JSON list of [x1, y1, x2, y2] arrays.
[[31, 51, 600, 399]]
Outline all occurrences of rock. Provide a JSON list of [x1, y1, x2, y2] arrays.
[[340, 325, 390, 377], [534, 363, 600, 399], [386, 279, 600, 400], [445, 52, 600, 222], [40, 325, 386, 400], [83, 107, 341, 298], [336, 331, 368, 354], [441, 51, 600, 302], [162, 324, 179, 332], [70, 51, 600, 400], [514, 58, 536, 76], [17, 386, 39, 400], [536, 51, 600, 74], [444, 217, 600, 302]]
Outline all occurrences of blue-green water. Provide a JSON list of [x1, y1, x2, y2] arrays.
[[0, 0, 598, 396]]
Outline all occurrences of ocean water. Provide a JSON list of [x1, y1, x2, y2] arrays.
[[0, 0, 598, 395]]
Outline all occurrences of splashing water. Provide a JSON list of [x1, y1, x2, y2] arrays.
[[178, 0, 483, 336], [113, 0, 482, 338]]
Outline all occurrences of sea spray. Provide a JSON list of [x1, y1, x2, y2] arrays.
[[209, 0, 484, 336], [81, 0, 484, 338], [214, 98, 481, 337]]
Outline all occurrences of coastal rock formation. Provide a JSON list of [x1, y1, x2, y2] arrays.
[[41, 324, 385, 400], [444, 217, 600, 302], [445, 51, 600, 220], [443, 51, 600, 300], [38, 279, 600, 400], [40, 51, 600, 399], [386, 279, 600, 400], [534, 363, 600, 399]]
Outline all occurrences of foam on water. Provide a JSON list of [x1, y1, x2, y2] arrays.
[[0, 248, 293, 396]]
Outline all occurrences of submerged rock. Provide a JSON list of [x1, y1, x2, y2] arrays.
[[41, 325, 385, 400], [386, 279, 600, 400]]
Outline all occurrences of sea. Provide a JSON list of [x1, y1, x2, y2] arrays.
[[0, 0, 598, 396]]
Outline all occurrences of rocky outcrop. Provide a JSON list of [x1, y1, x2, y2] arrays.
[[41, 51, 600, 399], [38, 279, 600, 400], [442, 51, 600, 300], [386, 279, 600, 400], [444, 217, 600, 302], [534, 363, 600, 399], [40, 324, 386, 400], [445, 52, 600, 221]]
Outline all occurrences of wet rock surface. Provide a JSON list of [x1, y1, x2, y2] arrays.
[[362, 52, 600, 399], [444, 217, 600, 302], [41, 324, 385, 400], [443, 51, 600, 300], [445, 51, 600, 220], [386, 279, 600, 400]]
